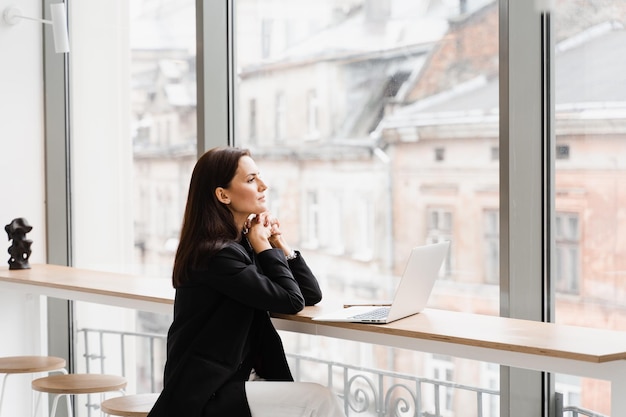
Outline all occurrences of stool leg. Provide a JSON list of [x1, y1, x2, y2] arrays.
[[65, 394, 72, 417], [49, 394, 63, 417], [47, 393, 72, 417], [0, 373, 9, 415], [33, 391, 43, 417], [33, 369, 68, 417]]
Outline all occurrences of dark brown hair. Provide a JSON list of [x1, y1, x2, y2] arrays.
[[172, 147, 251, 287]]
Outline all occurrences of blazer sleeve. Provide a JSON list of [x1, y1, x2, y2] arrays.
[[287, 251, 322, 305], [196, 244, 307, 314]]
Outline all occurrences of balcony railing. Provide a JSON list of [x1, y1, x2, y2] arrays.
[[288, 353, 499, 417], [562, 407, 608, 417], [75, 328, 608, 417]]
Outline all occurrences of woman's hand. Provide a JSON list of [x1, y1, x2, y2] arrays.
[[245, 214, 273, 253], [266, 214, 294, 258], [249, 212, 294, 258]]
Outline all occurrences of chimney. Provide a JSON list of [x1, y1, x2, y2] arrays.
[[460, 0, 468, 14]]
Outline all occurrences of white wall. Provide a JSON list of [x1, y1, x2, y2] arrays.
[[0, 0, 48, 415], [0, 2, 46, 259]]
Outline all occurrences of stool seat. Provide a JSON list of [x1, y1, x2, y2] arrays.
[[0, 356, 66, 374], [101, 393, 159, 417], [32, 374, 128, 417], [0, 355, 67, 417], [32, 374, 127, 395]]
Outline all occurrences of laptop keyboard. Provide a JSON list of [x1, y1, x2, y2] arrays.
[[349, 307, 390, 321]]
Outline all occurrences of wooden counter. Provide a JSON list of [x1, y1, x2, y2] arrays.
[[273, 306, 626, 364], [2, 264, 626, 414], [0, 264, 174, 314]]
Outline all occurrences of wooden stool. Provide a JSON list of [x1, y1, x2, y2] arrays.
[[101, 393, 159, 417], [0, 356, 67, 416], [32, 374, 127, 417]]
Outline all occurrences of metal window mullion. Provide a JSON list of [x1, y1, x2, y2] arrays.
[[43, 0, 74, 415], [499, 0, 549, 416], [541, 9, 557, 417], [196, 0, 233, 154]]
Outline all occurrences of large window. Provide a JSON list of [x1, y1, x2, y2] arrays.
[[233, 1, 499, 415], [553, 1, 626, 414], [69, 1, 196, 407]]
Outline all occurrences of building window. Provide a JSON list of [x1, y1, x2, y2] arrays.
[[353, 198, 374, 260], [484, 209, 499, 284], [249, 98, 257, 143], [326, 193, 344, 254], [481, 362, 500, 417], [426, 354, 455, 414], [427, 208, 453, 277], [556, 144, 570, 160], [261, 18, 272, 59], [556, 374, 582, 411], [304, 190, 319, 247], [490, 146, 499, 161], [306, 89, 319, 139], [275, 92, 286, 143], [434, 147, 445, 161], [555, 212, 580, 294]]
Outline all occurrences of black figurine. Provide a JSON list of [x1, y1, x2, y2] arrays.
[[5, 217, 33, 270]]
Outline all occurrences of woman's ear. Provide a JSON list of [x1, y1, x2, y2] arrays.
[[215, 187, 230, 205]]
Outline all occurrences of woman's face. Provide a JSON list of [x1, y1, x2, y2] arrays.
[[217, 155, 268, 224]]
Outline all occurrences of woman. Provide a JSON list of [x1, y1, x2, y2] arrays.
[[148, 147, 345, 417]]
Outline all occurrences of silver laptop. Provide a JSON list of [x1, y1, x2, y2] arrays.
[[312, 241, 450, 324]]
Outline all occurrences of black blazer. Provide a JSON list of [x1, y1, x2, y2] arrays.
[[147, 240, 322, 417]]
